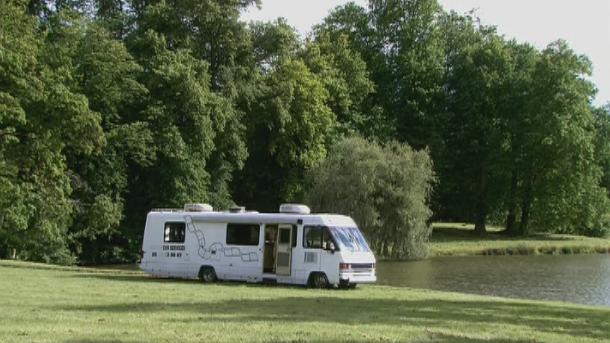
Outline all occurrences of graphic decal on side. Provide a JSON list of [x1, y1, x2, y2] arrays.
[[184, 215, 258, 262]]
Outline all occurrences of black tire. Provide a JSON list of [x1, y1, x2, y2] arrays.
[[308, 272, 329, 289], [339, 280, 357, 289], [198, 266, 217, 283]]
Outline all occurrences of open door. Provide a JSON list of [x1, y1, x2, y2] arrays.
[[275, 225, 293, 276]]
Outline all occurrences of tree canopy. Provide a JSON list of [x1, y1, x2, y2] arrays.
[[1, 0, 608, 263]]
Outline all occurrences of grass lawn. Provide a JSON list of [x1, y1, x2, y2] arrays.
[[430, 223, 610, 257], [1, 260, 609, 343]]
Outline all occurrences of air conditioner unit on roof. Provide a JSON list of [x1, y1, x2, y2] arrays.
[[184, 203, 213, 212], [279, 203, 311, 214]]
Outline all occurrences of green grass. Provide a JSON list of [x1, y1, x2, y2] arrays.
[[430, 223, 610, 257], [1, 260, 609, 343]]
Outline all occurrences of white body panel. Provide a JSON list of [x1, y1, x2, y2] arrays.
[[140, 210, 377, 286]]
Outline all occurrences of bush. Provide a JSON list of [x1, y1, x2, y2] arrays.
[[305, 136, 435, 259]]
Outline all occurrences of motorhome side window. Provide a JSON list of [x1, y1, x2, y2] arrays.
[[226, 224, 260, 246], [304, 226, 322, 248], [163, 222, 185, 243], [303, 226, 335, 250]]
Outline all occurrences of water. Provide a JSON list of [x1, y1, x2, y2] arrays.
[[377, 254, 610, 307]]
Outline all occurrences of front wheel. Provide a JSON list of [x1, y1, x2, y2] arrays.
[[198, 266, 217, 283], [339, 280, 357, 289], [308, 272, 329, 289]]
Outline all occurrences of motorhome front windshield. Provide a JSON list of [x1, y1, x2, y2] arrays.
[[329, 227, 371, 252]]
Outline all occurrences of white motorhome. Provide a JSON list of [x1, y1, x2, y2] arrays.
[[140, 203, 376, 288]]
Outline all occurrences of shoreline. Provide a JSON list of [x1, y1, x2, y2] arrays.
[[429, 223, 610, 257]]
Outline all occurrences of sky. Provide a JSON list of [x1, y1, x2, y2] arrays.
[[241, 0, 610, 106]]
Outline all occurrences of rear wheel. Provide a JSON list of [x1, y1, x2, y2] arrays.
[[308, 272, 329, 289], [198, 266, 217, 283]]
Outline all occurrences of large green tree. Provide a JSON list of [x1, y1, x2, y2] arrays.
[[443, 26, 515, 233], [0, 2, 104, 262], [42, 11, 154, 262], [234, 55, 335, 211], [516, 41, 606, 235]]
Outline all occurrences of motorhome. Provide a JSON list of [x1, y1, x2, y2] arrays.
[[140, 203, 376, 288]]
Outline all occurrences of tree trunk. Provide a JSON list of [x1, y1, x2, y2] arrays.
[[519, 179, 533, 236], [474, 211, 487, 235], [11, 248, 16, 259], [381, 241, 389, 258], [474, 169, 487, 235], [505, 170, 518, 234]]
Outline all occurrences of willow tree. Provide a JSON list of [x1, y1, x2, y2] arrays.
[[306, 137, 435, 259]]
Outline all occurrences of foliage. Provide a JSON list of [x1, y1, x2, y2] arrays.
[[443, 24, 514, 233], [234, 56, 335, 210], [1, 0, 609, 264], [593, 105, 610, 195], [306, 137, 435, 259], [0, 2, 103, 264]]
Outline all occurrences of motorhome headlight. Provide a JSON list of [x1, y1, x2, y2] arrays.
[[339, 263, 350, 271]]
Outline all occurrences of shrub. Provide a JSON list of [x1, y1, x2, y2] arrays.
[[305, 136, 435, 259]]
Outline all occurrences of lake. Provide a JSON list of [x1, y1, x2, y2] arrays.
[[376, 254, 610, 307]]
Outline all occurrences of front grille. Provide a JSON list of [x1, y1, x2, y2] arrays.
[[351, 263, 374, 269]]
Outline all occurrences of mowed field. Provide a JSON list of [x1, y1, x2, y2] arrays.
[[429, 223, 610, 257], [0, 261, 609, 343]]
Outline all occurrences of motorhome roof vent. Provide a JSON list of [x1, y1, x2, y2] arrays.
[[184, 203, 213, 212], [229, 206, 246, 213], [279, 203, 311, 214]]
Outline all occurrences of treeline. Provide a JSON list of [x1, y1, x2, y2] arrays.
[[0, 0, 608, 264]]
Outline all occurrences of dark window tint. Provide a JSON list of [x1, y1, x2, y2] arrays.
[[292, 226, 297, 247], [164, 222, 185, 243], [279, 228, 291, 244], [226, 224, 260, 246], [303, 226, 322, 248]]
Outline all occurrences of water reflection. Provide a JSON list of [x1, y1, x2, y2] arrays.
[[377, 254, 610, 306]]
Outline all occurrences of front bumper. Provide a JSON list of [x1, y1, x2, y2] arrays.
[[339, 271, 377, 284]]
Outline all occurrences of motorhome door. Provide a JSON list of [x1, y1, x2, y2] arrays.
[[275, 225, 292, 275]]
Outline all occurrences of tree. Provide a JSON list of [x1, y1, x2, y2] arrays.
[[593, 105, 610, 196], [306, 136, 435, 259], [443, 26, 515, 234], [123, 0, 252, 240], [515, 41, 605, 235], [44, 13, 154, 262], [0, 3, 104, 263], [233, 57, 335, 211], [302, 33, 374, 136], [123, 32, 235, 234]]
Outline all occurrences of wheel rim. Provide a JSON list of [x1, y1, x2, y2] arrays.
[[314, 274, 325, 288], [203, 269, 215, 282]]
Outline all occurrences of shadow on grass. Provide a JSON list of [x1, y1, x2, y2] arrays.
[[63, 336, 533, 343], [68, 273, 197, 284], [67, 273, 309, 290], [55, 296, 610, 341]]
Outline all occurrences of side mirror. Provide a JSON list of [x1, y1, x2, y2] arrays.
[[329, 242, 336, 253]]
